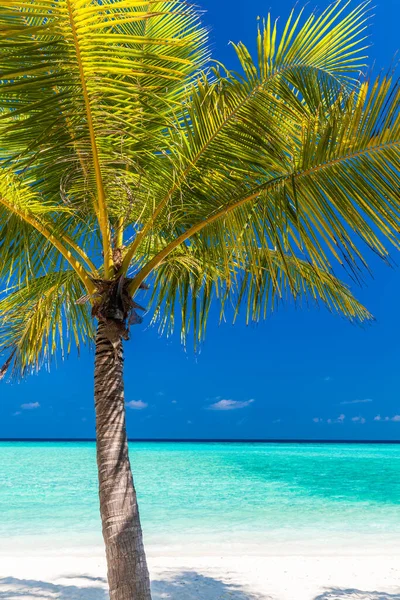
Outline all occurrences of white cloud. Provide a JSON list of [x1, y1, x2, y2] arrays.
[[156, 391, 165, 397], [208, 398, 255, 411], [324, 414, 346, 424], [324, 376, 333, 382], [21, 402, 40, 410], [352, 416, 366, 424], [313, 417, 322, 423], [373, 415, 400, 422], [272, 418, 282, 424], [187, 420, 193, 425], [13, 411, 21, 417], [340, 399, 373, 405], [126, 400, 148, 410], [171, 400, 177, 404]]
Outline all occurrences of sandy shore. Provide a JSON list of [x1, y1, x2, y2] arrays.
[[1, 549, 400, 600]]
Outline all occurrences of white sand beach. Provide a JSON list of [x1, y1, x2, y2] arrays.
[[1, 548, 400, 600]]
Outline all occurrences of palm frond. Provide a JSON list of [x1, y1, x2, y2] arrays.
[[149, 244, 371, 347], [0, 170, 96, 290], [0, 1, 208, 189], [128, 72, 400, 295], [273, 74, 400, 271], [0, 270, 94, 378], [235, 250, 372, 324], [121, 0, 373, 270], [0, 0, 208, 275], [235, 0, 371, 96]]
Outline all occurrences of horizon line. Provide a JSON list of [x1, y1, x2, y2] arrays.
[[0, 438, 400, 444]]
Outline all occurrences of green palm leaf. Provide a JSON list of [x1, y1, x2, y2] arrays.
[[150, 245, 372, 346], [0, 170, 97, 288], [121, 1, 373, 267], [127, 72, 400, 294], [0, 0, 208, 275], [0, 270, 93, 378]]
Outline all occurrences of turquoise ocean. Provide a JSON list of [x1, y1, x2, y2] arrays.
[[1, 442, 399, 555]]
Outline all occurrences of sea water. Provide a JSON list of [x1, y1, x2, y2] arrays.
[[0, 442, 399, 555]]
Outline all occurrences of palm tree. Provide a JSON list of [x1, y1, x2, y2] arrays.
[[1, 1, 400, 598]]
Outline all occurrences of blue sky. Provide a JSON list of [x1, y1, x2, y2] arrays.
[[1, 0, 400, 441]]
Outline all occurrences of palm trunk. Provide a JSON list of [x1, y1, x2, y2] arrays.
[[94, 321, 152, 600]]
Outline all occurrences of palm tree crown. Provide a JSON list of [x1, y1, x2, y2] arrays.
[[1, 0, 400, 376]]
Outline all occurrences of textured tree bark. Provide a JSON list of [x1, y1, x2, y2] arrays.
[[94, 321, 152, 600]]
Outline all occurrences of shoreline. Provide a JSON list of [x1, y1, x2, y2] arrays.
[[2, 532, 400, 557]]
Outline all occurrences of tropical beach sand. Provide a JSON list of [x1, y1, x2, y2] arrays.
[[1, 549, 400, 600]]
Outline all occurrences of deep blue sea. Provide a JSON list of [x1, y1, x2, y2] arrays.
[[1, 442, 399, 555]]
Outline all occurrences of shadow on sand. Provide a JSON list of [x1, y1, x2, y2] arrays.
[[0, 572, 269, 600], [2, 576, 399, 600], [151, 571, 269, 600], [0, 576, 108, 600], [314, 589, 400, 600]]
